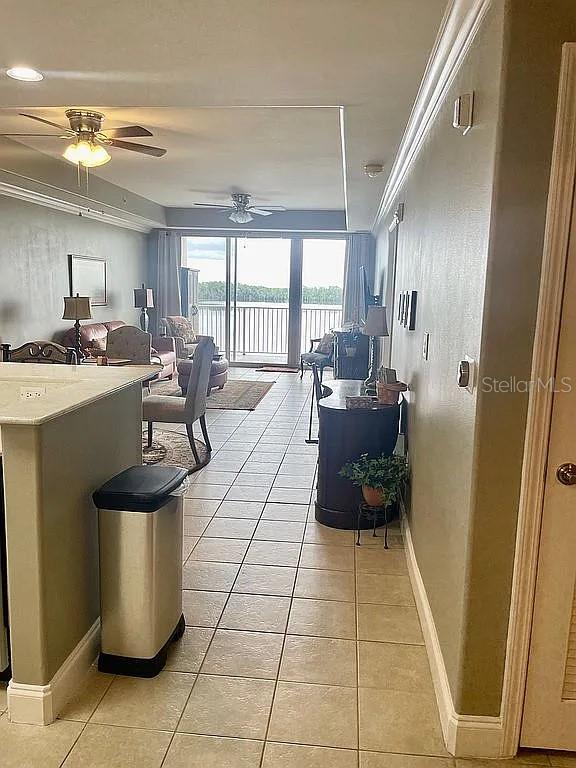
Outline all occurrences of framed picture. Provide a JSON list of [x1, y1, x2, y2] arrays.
[[408, 290, 418, 330], [398, 292, 405, 323], [69, 255, 107, 306]]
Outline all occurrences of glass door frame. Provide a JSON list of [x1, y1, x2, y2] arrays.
[[182, 232, 348, 369]]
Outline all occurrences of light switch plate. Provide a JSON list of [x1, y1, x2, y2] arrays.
[[422, 332, 430, 360]]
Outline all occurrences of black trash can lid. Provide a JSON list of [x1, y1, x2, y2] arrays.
[[93, 465, 189, 512]]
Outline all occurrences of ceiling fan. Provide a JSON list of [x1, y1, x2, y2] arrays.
[[0, 110, 167, 167], [193, 193, 286, 224]]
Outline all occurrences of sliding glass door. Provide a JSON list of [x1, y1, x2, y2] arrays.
[[182, 235, 346, 367], [230, 237, 291, 365]]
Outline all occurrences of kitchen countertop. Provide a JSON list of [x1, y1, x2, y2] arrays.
[[0, 362, 160, 426]]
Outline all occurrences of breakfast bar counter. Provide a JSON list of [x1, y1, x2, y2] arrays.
[[0, 362, 156, 724]]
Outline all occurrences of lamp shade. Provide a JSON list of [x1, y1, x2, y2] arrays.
[[62, 295, 92, 321], [364, 306, 389, 337], [134, 284, 154, 309]]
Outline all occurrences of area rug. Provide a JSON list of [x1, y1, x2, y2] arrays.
[[150, 378, 274, 410], [142, 428, 209, 474]]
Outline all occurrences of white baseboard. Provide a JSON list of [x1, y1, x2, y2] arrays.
[[402, 517, 505, 757], [7, 619, 100, 725]]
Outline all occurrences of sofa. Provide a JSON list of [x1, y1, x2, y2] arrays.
[[62, 320, 177, 380]]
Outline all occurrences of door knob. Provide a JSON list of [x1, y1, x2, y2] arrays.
[[556, 463, 576, 485]]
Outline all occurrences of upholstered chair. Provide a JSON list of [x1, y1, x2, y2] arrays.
[[143, 337, 215, 470], [106, 325, 152, 364]]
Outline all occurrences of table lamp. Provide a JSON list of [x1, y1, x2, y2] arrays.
[[134, 284, 154, 332], [63, 294, 92, 361], [363, 305, 389, 392]]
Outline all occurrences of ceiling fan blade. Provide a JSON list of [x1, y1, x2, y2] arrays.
[[192, 203, 232, 209], [19, 113, 70, 132], [250, 208, 275, 216], [103, 125, 153, 139], [108, 139, 166, 157]]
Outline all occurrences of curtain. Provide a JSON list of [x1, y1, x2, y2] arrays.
[[149, 230, 182, 333], [342, 232, 376, 325]]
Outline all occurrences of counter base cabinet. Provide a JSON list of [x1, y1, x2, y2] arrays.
[[314, 380, 400, 529]]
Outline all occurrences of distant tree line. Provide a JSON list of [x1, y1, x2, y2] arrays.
[[198, 281, 342, 304]]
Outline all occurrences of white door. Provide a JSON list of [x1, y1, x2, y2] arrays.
[[521, 62, 576, 746]]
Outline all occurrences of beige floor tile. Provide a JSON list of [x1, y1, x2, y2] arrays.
[[59, 667, 114, 721], [263, 741, 358, 767], [262, 503, 310, 522], [243, 461, 282, 475], [183, 516, 211, 537], [226, 485, 270, 502], [182, 590, 228, 627], [0, 714, 83, 768], [280, 635, 357, 686], [215, 500, 265, 519], [273, 474, 315, 489], [359, 688, 447, 755], [268, 488, 311, 504], [182, 536, 199, 563], [182, 498, 221, 516], [178, 674, 275, 739], [519, 750, 555, 765], [268, 681, 358, 749], [91, 671, 195, 730], [358, 641, 433, 692], [288, 598, 356, 639], [190, 537, 250, 563], [295, 568, 355, 602], [234, 472, 276, 487], [361, 753, 454, 768], [233, 564, 297, 596], [457, 757, 552, 768], [356, 573, 415, 606], [182, 561, 240, 591], [356, 548, 408, 575], [357, 604, 424, 644], [163, 734, 263, 768], [62, 723, 171, 767], [186, 483, 228, 500], [220, 593, 291, 632], [193, 470, 238, 485], [300, 544, 355, 571], [255, 519, 306, 542], [245, 540, 302, 567], [203, 517, 258, 539], [304, 522, 356, 546], [165, 627, 214, 673], [202, 629, 284, 678]]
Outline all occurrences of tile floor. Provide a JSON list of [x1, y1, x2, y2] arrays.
[[0, 369, 570, 767]]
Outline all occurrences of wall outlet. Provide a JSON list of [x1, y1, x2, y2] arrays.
[[20, 386, 46, 400], [422, 332, 430, 360]]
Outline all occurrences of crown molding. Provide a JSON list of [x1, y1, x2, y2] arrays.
[[372, 0, 492, 232], [0, 176, 162, 233]]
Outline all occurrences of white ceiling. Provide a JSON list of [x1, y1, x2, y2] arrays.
[[0, 0, 448, 230]]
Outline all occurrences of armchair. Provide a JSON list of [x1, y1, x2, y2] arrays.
[[300, 332, 334, 381]]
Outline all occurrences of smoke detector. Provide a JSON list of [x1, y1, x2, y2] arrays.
[[363, 163, 384, 178]]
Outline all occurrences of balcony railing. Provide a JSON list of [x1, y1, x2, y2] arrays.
[[196, 302, 342, 357]]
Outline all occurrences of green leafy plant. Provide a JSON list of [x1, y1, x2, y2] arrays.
[[339, 453, 408, 506]]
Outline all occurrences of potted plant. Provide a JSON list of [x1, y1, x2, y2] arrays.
[[339, 453, 408, 508]]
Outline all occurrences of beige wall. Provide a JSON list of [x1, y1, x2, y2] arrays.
[[374, 0, 576, 716], [2, 385, 142, 684], [0, 197, 148, 346]]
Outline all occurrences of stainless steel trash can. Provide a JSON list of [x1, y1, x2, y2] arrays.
[[93, 465, 188, 677]]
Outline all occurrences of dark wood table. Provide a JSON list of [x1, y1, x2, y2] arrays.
[[315, 379, 400, 529]]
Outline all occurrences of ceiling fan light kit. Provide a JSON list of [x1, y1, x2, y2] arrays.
[[229, 209, 253, 224], [63, 139, 111, 168], [193, 192, 286, 225]]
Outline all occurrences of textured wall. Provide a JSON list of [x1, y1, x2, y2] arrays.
[[0, 197, 147, 345], [374, 0, 576, 717]]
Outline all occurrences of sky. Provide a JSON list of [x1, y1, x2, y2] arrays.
[[184, 236, 346, 288]]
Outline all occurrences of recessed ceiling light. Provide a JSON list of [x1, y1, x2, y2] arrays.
[[6, 66, 44, 82]]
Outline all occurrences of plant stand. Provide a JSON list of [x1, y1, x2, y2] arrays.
[[356, 502, 390, 548]]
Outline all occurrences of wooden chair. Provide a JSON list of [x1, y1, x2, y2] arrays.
[[143, 337, 215, 471], [1, 341, 77, 364]]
